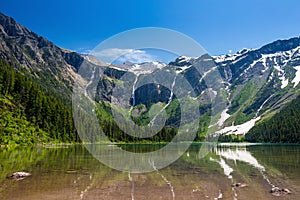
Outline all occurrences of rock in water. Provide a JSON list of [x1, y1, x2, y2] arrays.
[[232, 183, 248, 188], [270, 187, 292, 196], [9, 172, 31, 180]]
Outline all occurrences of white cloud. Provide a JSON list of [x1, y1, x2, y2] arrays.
[[90, 48, 157, 63]]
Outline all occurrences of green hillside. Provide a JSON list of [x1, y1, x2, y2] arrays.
[[0, 60, 78, 145], [245, 95, 300, 143]]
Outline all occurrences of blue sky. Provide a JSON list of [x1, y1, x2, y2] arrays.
[[1, 0, 300, 61]]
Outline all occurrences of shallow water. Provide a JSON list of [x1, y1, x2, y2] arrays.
[[0, 144, 299, 199]]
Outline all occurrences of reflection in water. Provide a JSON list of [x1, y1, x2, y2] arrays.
[[215, 147, 265, 170], [0, 144, 299, 199], [80, 173, 94, 200], [214, 146, 276, 189], [128, 172, 135, 200], [210, 157, 233, 179], [149, 160, 175, 200], [209, 157, 236, 199]]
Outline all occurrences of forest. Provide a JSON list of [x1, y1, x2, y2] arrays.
[[0, 60, 180, 144], [245, 95, 300, 143], [0, 60, 78, 144], [1, 58, 299, 145]]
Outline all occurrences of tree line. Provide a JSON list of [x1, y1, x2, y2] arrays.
[[0, 60, 78, 144]]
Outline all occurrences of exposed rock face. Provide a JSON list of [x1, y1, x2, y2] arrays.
[[1, 12, 300, 138], [0, 12, 84, 99], [94, 36, 300, 132]]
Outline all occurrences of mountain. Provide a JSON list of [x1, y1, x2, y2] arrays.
[[212, 38, 300, 139], [245, 95, 300, 143], [0, 12, 299, 144], [0, 12, 83, 101], [95, 37, 300, 143], [118, 61, 167, 75], [0, 61, 77, 144], [0, 12, 84, 144]]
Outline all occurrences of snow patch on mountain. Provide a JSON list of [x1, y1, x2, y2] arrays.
[[177, 56, 195, 63], [215, 117, 260, 136], [175, 65, 192, 74], [198, 66, 218, 82], [119, 61, 167, 75], [213, 54, 240, 63], [240, 47, 300, 88], [217, 109, 231, 127], [280, 76, 289, 88], [212, 49, 252, 63], [292, 66, 300, 87], [209, 109, 231, 128], [267, 72, 274, 83]]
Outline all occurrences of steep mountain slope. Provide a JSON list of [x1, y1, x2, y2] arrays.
[[0, 61, 76, 144], [1, 12, 300, 143], [94, 37, 300, 142], [212, 37, 300, 136], [245, 95, 300, 143], [0, 12, 83, 101], [0, 12, 82, 143]]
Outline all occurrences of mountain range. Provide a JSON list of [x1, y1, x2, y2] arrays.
[[0, 12, 299, 144]]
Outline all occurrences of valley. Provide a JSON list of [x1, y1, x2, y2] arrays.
[[0, 12, 300, 144]]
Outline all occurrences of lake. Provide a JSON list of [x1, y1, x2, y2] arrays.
[[0, 144, 299, 199]]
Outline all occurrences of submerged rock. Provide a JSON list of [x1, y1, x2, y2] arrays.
[[65, 170, 78, 174], [232, 183, 248, 188], [214, 190, 223, 199], [270, 187, 292, 196], [8, 172, 31, 180]]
